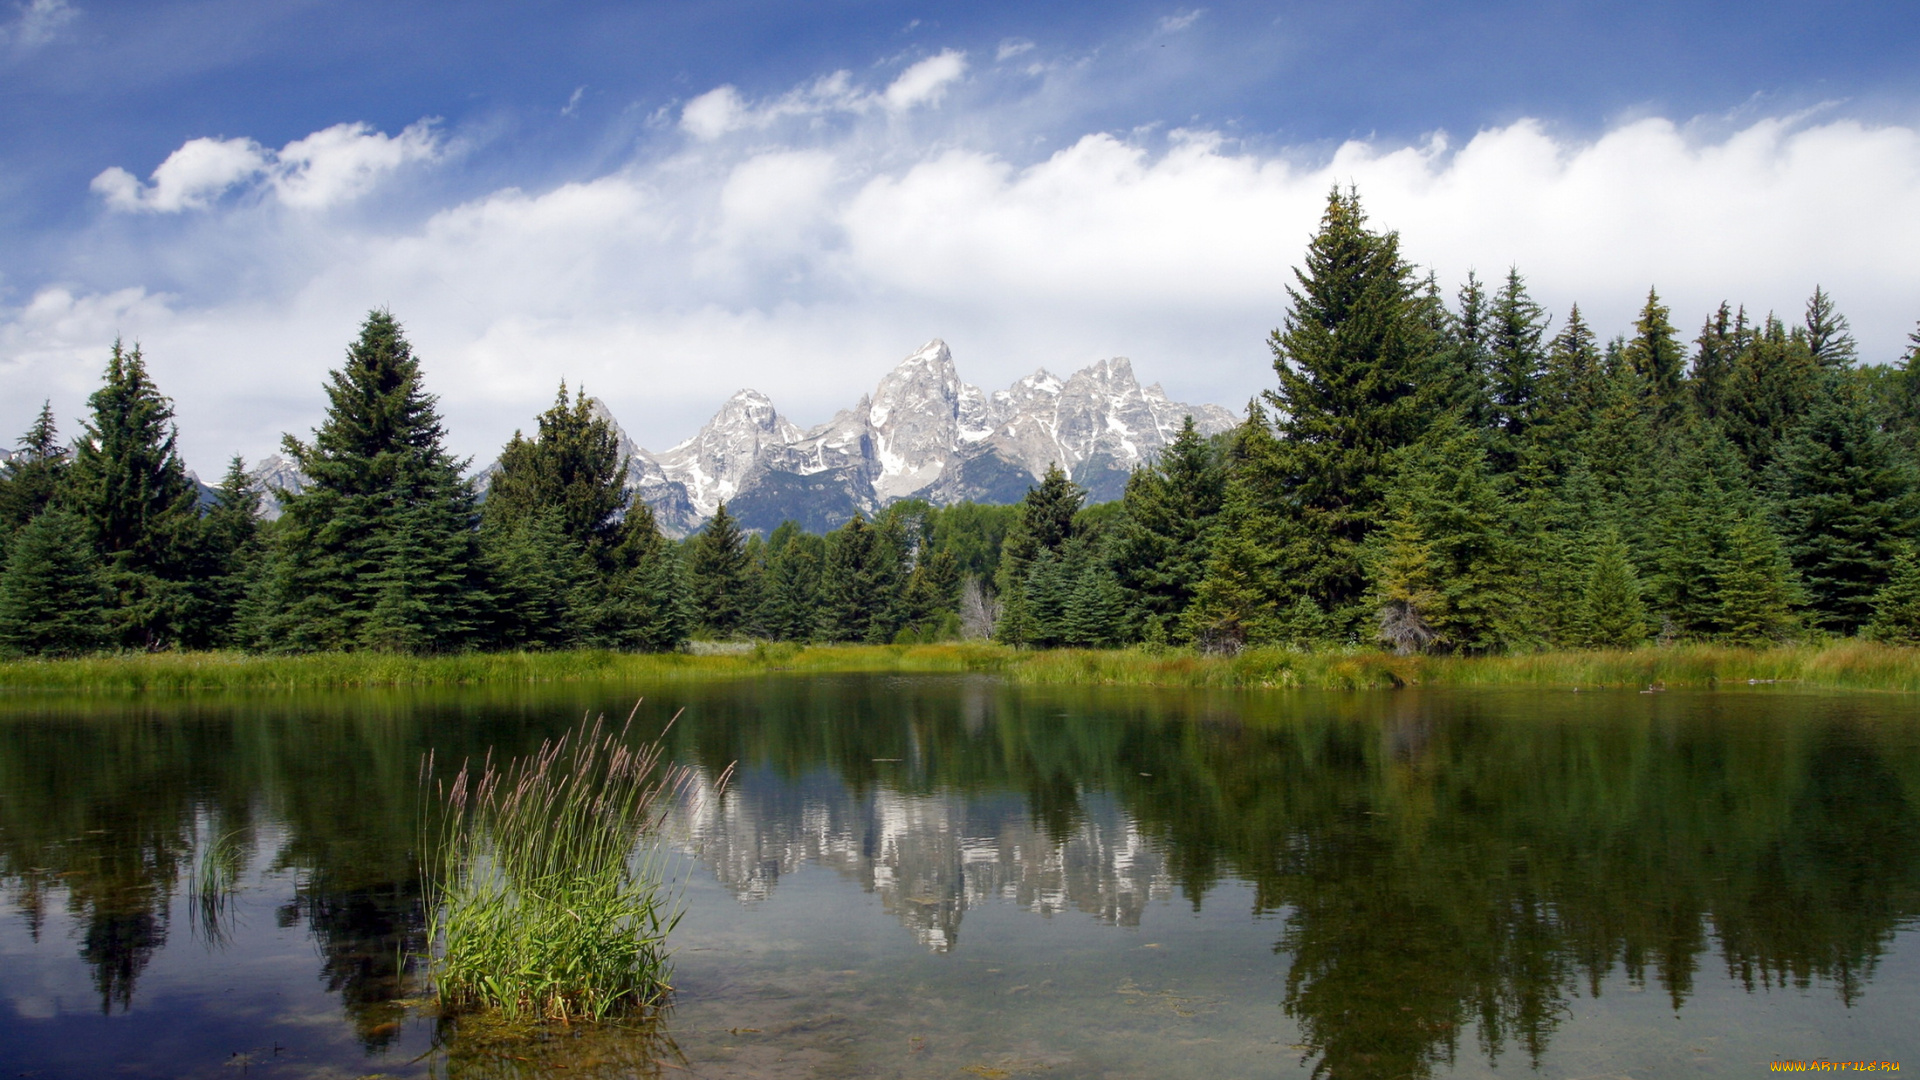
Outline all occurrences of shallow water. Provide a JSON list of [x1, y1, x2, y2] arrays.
[[1, 675, 1917, 1078]]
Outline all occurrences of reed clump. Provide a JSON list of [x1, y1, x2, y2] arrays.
[[421, 712, 717, 1023]]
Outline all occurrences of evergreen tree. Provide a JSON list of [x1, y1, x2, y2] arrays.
[[1486, 267, 1548, 453], [900, 548, 961, 639], [1578, 528, 1648, 648], [1262, 189, 1446, 630], [0, 508, 110, 657], [1622, 289, 1686, 418], [760, 523, 823, 641], [1803, 286, 1857, 369], [1867, 544, 1920, 645], [251, 311, 485, 651], [194, 456, 266, 647], [67, 342, 203, 649], [1110, 416, 1226, 641], [1369, 502, 1444, 654], [1720, 315, 1820, 475], [481, 508, 590, 649], [687, 502, 752, 637], [1059, 553, 1125, 648], [1447, 270, 1494, 425], [484, 383, 629, 560], [1530, 305, 1606, 473], [1768, 380, 1919, 633], [995, 464, 1084, 643], [1714, 514, 1802, 645], [1690, 303, 1746, 423], [583, 502, 690, 651], [0, 402, 71, 561]]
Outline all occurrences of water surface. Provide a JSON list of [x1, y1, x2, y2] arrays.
[[1, 675, 1916, 1078]]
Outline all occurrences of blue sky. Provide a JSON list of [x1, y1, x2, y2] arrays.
[[3, 0, 1918, 470]]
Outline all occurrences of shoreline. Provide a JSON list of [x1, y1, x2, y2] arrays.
[[0, 641, 1916, 694]]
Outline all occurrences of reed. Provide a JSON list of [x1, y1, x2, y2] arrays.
[[420, 711, 719, 1023]]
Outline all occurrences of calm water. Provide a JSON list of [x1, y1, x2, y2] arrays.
[[1, 675, 1917, 1079]]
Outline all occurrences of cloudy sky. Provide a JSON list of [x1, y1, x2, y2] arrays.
[[3, 0, 1918, 472]]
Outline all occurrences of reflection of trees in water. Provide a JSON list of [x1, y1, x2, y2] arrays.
[[659, 680, 1920, 1080], [430, 1010, 685, 1080], [1, 680, 1918, 1080]]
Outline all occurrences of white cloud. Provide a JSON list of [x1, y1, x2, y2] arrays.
[[16, 60, 1920, 478], [91, 121, 440, 213], [996, 38, 1035, 62], [271, 121, 440, 209], [1157, 9, 1205, 33], [91, 136, 268, 212], [2, 0, 76, 50], [883, 50, 967, 111]]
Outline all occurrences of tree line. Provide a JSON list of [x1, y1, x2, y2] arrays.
[[3, 190, 1919, 656]]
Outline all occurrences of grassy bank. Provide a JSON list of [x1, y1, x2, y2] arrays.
[[0, 640, 1916, 694]]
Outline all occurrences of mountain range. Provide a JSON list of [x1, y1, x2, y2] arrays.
[[227, 340, 1235, 533]]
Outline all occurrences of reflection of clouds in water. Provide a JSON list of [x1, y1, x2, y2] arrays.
[[668, 768, 1170, 951]]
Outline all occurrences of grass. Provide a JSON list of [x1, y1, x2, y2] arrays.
[[1, 639, 1917, 694], [420, 711, 718, 1023]]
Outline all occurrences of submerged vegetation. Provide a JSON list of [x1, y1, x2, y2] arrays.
[[422, 714, 711, 1023], [2, 639, 1918, 693]]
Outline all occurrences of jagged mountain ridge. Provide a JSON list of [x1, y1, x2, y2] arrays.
[[625, 340, 1238, 535]]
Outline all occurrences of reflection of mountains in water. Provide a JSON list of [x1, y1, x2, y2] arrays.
[[672, 768, 1170, 951]]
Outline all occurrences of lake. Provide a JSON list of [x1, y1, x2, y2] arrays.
[[1, 674, 1916, 1078]]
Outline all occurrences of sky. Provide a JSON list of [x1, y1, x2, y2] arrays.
[[2, 0, 1919, 473]]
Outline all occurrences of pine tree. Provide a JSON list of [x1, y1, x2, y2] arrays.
[[1369, 503, 1444, 654], [1690, 303, 1746, 422], [193, 456, 265, 647], [1768, 379, 1920, 633], [1720, 315, 1820, 475], [760, 523, 824, 641], [1060, 554, 1125, 648], [1714, 514, 1801, 645], [0, 508, 110, 657], [1263, 189, 1446, 629], [1803, 286, 1857, 369], [1529, 305, 1607, 474], [995, 464, 1084, 643], [1867, 544, 1920, 645], [484, 383, 629, 561], [1578, 528, 1648, 649], [0, 402, 71, 562], [252, 311, 485, 652], [67, 342, 202, 649], [1447, 270, 1493, 425], [481, 508, 590, 649], [1487, 267, 1548, 452], [1110, 416, 1226, 640], [687, 502, 752, 637], [1622, 289, 1686, 418], [584, 502, 690, 651]]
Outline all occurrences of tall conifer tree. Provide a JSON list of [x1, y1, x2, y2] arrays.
[[0, 402, 71, 562], [1111, 417, 1226, 641], [251, 311, 485, 651], [1622, 289, 1686, 418]]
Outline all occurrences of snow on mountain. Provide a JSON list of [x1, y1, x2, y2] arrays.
[[615, 340, 1238, 535]]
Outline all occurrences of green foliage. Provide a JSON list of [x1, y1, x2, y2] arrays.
[[252, 311, 487, 652], [0, 401, 70, 563], [759, 523, 824, 641], [0, 507, 110, 656], [1768, 379, 1919, 633], [485, 383, 631, 562], [1111, 416, 1227, 642], [194, 456, 266, 647], [687, 503, 753, 637], [1486, 267, 1548, 451], [1622, 288, 1686, 415], [1262, 189, 1447, 622], [424, 717, 697, 1022], [995, 464, 1085, 643], [1867, 545, 1920, 645], [1720, 315, 1819, 474], [68, 341, 203, 648], [1578, 527, 1648, 648]]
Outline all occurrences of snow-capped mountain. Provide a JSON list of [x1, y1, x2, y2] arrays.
[[620, 340, 1237, 535]]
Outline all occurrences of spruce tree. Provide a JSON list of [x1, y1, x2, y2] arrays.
[[1578, 528, 1648, 648], [0, 402, 71, 562], [481, 508, 590, 649], [1110, 416, 1226, 641], [1714, 514, 1801, 645], [0, 508, 110, 656], [1060, 554, 1124, 648], [1867, 545, 1920, 645], [760, 522, 823, 641], [1369, 503, 1444, 654], [1622, 289, 1686, 418], [1529, 305, 1606, 474], [1689, 303, 1746, 423], [1720, 315, 1820, 475], [584, 502, 690, 651], [1487, 267, 1548, 452], [252, 311, 485, 651], [194, 456, 266, 647], [1447, 270, 1493, 425], [1803, 286, 1857, 369], [995, 464, 1083, 643], [1263, 189, 1446, 630], [687, 502, 752, 637], [1768, 379, 1919, 632], [485, 383, 629, 560], [67, 342, 203, 649]]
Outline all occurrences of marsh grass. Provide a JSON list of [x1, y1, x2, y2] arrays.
[[421, 710, 722, 1024], [3, 640, 1917, 694]]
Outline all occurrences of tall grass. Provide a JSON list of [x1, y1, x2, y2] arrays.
[[3, 639, 1917, 695], [421, 711, 721, 1023]]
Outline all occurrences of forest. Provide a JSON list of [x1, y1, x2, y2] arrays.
[[2, 189, 1918, 658]]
